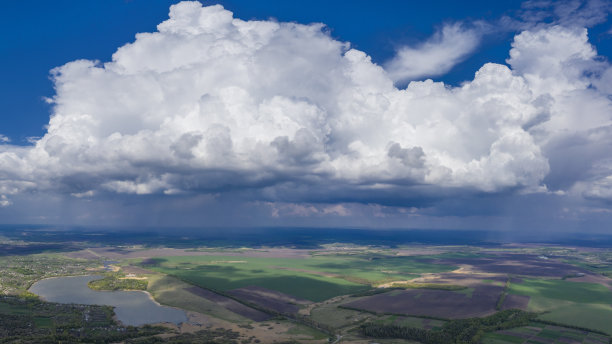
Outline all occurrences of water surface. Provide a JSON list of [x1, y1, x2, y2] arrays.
[[29, 275, 187, 326]]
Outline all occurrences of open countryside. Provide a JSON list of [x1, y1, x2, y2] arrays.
[[2, 227, 612, 343]]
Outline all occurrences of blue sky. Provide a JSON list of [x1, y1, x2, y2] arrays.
[[1, 0, 612, 232], [1, 0, 571, 143]]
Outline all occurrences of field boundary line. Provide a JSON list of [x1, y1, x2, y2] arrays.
[[166, 274, 336, 336]]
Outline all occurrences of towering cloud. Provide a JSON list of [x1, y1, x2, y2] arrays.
[[0, 1, 611, 225]]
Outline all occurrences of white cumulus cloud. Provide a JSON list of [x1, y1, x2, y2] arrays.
[[0, 1, 611, 211]]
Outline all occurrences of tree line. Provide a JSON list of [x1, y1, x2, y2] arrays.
[[360, 309, 538, 344]]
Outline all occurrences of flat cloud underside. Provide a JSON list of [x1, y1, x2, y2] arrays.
[[0, 1, 612, 210]]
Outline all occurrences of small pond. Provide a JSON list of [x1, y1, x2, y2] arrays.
[[29, 275, 187, 326]]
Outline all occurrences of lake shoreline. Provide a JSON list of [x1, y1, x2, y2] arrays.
[[29, 275, 187, 326]]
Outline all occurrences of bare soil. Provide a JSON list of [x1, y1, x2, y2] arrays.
[[566, 274, 612, 291], [406, 271, 506, 287], [432, 254, 589, 277], [121, 265, 154, 274], [228, 286, 311, 315], [501, 294, 530, 310], [344, 285, 504, 319], [185, 286, 271, 322]]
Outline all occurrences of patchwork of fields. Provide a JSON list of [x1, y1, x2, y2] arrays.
[[110, 246, 612, 342], [3, 239, 612, 343], [142, 254, 456, 301]]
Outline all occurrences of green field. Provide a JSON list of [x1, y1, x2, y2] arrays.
[[311, 305, 370, 329], [144, 254, 455, 301], [482, 332, 524, 344], [33, 316, 53, 328], [482, 324, 610, 344], [146, 274, 250, 323], [0, 301, 31, 315], [508, 278, 612, 334], [309, 295, 394, 330], [509, 279, 612, 304], [538, 303, 612, 335], [285, 323, 328, 339]]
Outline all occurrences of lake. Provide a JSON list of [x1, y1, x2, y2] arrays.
[[29, 275, 187, 326]]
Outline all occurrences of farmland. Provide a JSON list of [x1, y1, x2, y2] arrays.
[[146, 274, 255, 323], [343, 285, 504, 318], [2, 226, 612, 343], [508, 278, 612, 334], [482, 323, 611, 344], [140, 254, 456, 301], [125, 246, 612, 341], [508, 279, 612, 304]]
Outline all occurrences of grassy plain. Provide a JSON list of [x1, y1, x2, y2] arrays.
[[143, 254, 455, 301], [538, 303, 612, 335], [146, 274, 251, 323], [307, 294, 379, 330], [285, 324, 328, 340], [508, 278, 612, 334], [509, 278, 612, 304]]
